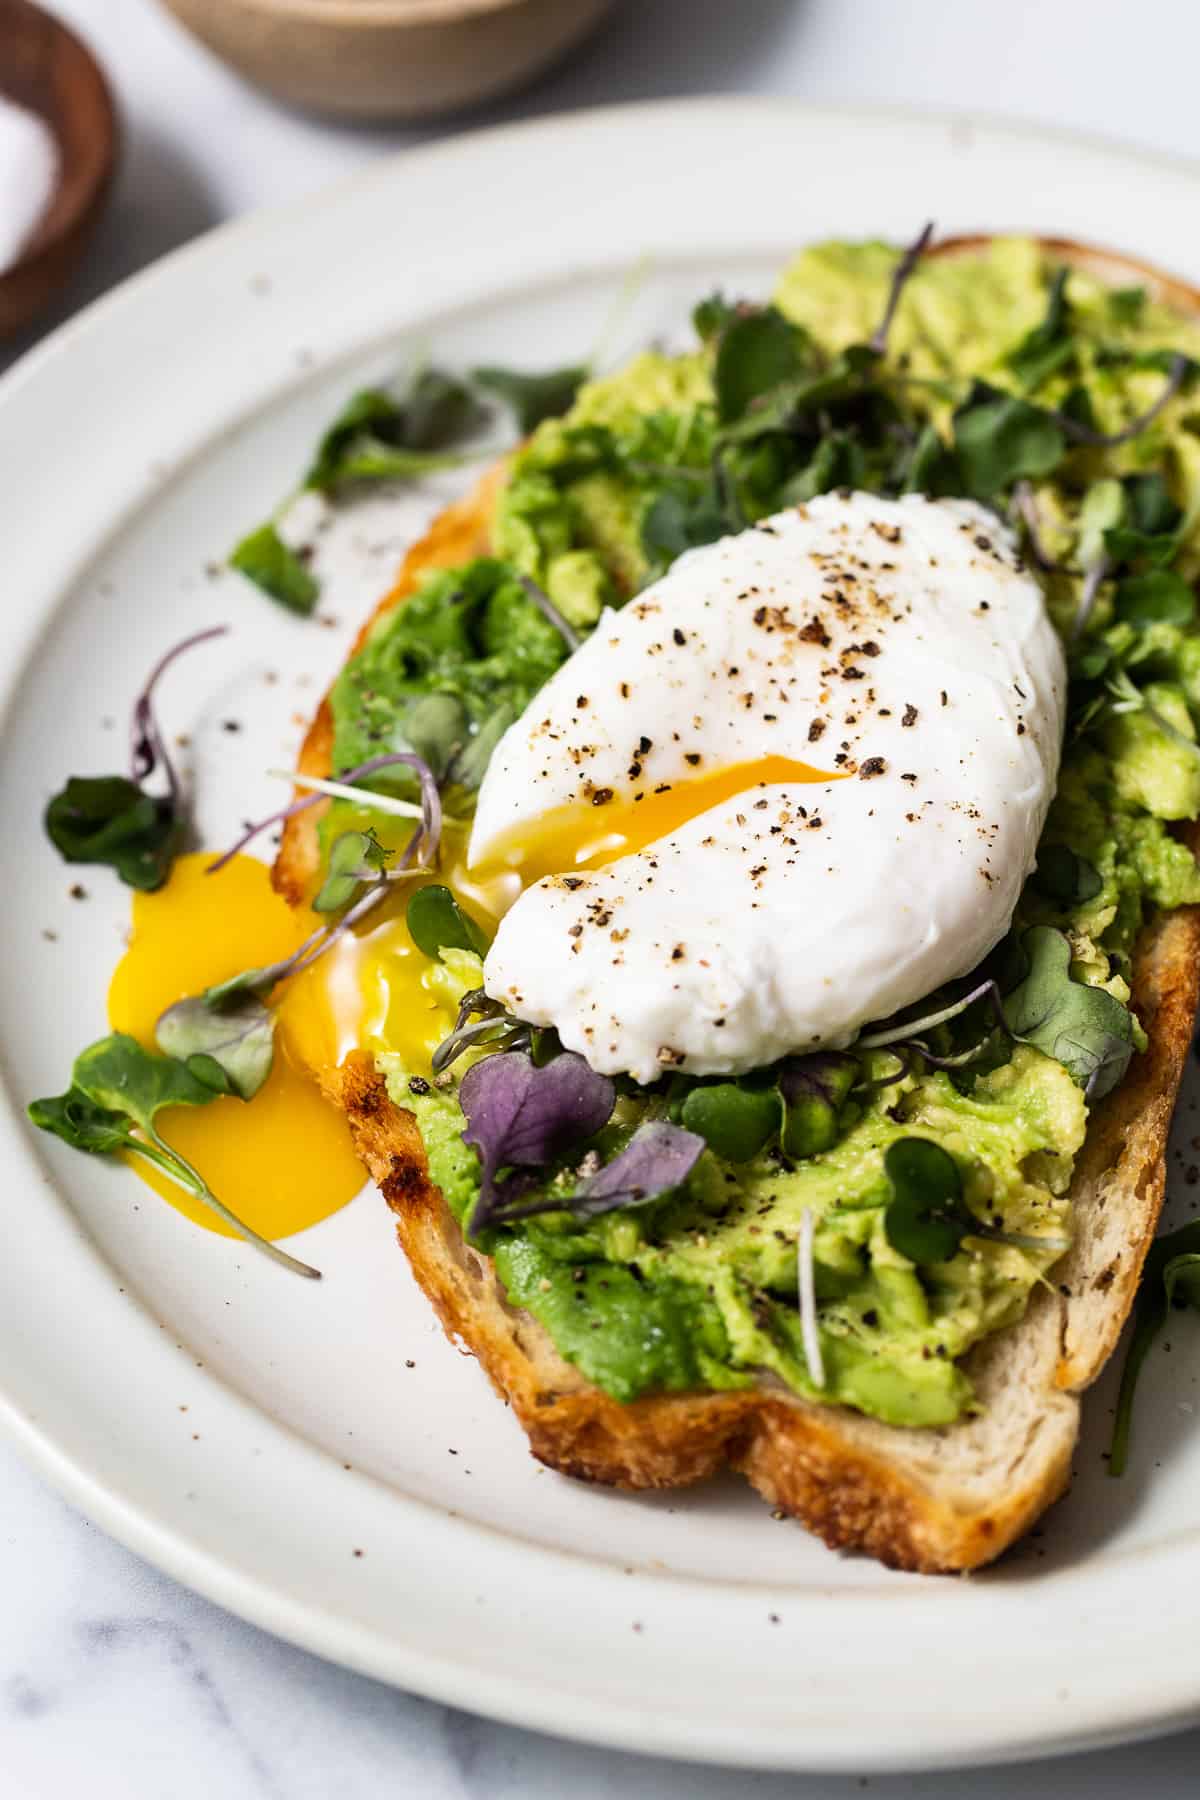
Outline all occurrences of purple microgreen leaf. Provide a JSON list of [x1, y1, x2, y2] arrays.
[[460, 1050, 615, 1237], [869, 221, 934, 355], [490, 1119, 705, 1225]]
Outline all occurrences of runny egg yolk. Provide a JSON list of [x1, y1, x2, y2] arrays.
[[107, 853, 364, 1242], [282, 755, 837, 1078]]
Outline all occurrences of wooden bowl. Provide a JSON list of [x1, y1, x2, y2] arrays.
[[157, 0, 615, 122], [0, 0, 118, 339]]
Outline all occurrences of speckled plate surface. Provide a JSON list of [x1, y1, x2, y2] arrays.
[[3, 100, 1200, 1773]]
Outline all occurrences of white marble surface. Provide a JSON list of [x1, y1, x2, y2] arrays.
[[6, 1, 1200, 1792]]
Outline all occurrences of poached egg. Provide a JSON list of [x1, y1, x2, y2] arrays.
[[468, 493, 1065, 1083]]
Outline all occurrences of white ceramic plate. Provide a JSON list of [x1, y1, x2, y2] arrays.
[[4, 100, 1200, 1774]]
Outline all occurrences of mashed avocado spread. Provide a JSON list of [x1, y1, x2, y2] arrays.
[[327, 238, 1200, 1427]]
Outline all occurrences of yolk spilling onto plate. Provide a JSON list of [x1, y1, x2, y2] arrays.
[[281, 755, 837, 1078], [107, 853, 364, 1241]]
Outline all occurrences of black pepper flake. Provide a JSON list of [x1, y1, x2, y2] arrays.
[[638, 735, 652, 755], [576, 694, 588, 708], [902, 704, 918, 728], [859, 757, 886, 779], [684, 752, 701, 766], [901, 772, 918, 784], [591, 787, 614, 806], [673, 627, 686, 646], [408, 1075, 431, 1096], [807, 719, 826, 742], [69, 883, 88, 900]]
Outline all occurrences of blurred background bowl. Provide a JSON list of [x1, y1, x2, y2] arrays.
[[156, 0, 617, 121], [0, 0, 118, 337]]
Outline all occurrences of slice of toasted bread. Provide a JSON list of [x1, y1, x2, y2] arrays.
[[275, 239, 1200, 1572]]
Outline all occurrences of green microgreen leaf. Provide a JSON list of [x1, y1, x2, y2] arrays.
[[472, 363, 588, 433], [778, 1053, 857, 1160], [883, 1138, 973, 1264], [679, 1082, 780, 1163], [1031, 844, 1104, 908], [155, 990, 276, 1100], [27, 1088, 133, 1155], [1002, 925, 1134, 1101], [641, 486, 727, 569], [692, 292, 737, 343], [716, 344, 879, 448], [713, 306, 814, 424], [902, 421, 956, 495], [1005, 268, 1074, 391], [232, 367, 486, 612], [951, 382, 1067, 499], [229, 523, 319, 615], [1110, 1221, 1200, 1475], [29, 1033, 318, 1277], [1114, 568, 1197, 629], [44, 628, 227, 892], [313, 828, 395, 915], [304, 374, 484, 493], [406, 883, 487, 960], [45, 776, 176, 891], [400, 692, 471, 784]]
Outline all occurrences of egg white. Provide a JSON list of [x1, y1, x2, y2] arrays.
[[470, 493, 1065, 1083]]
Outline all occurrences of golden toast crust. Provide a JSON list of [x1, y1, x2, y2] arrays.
[[274, 240, 1200, 1572]]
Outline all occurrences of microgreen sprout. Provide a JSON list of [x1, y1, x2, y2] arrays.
[[856, 978, 1008, 1051], [797, 1208, 825, 1388], [431, 989, 527, 1075], [1071, 554, 1111, 643], [485, 1119, 704, 1229], [45, 626, 229, 891], [869, 220, 934, 355], [1106, 668, 1200, 762], [29, 1034, 320, 1278], [1011, 479, 1062, 572], [1051, 352, 1189, 448], [210, 750, 444, 872], [516, 574, 581, 652]]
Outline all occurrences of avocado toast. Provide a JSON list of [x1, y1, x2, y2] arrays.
[[274, 235, 1200, 1572]]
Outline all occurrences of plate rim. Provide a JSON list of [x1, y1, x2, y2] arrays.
[[6, 95, 1200, 1773]]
